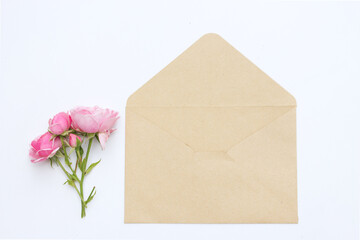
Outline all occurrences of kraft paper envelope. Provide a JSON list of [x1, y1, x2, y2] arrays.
[[125, 33, 298, 223]]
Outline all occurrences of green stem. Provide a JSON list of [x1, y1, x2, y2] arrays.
[[84, 137, 93, 169], [55, 158, 85, 205], [60, 137, 80, 182], [74, 151, 81, 172], [80, 137, 94, 218]]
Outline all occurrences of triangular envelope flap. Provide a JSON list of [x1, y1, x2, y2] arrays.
[[129, 106, 294, 152], [127, 33, 296, 107]]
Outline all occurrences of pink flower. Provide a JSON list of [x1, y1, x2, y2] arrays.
[[70, 106, 119, 149], [49, 112, 72, 135], [29, 132, 61, 163], [69, 134, 82, 148]]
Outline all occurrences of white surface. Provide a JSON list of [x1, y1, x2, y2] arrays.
[[0, 0, 359, 239]]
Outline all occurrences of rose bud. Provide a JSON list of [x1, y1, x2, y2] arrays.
[[70, 106, 119, 149], [69, 133, 82, 148], [29, 132, 61, 163], [49, 112, 72, 135]]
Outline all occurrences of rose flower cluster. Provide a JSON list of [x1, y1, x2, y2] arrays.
[[29, 106, 119, 218]]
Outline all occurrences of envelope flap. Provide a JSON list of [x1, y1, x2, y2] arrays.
[[129, 106, 294, 152], [127, 33, 296, 107]]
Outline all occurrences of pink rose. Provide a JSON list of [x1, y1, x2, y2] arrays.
[[70, 106, 119, 149], [69, 134, 82, 148], [49, 112, 72, 135], [29, 132, 61, 163]]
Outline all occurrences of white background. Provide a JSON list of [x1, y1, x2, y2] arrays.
[[0, 0, 359, 239]]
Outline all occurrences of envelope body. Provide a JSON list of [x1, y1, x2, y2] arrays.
[[125, 34, 298, 223]]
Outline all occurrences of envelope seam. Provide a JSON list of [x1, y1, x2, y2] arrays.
[[127, 108, 196, 152], [227, 107, 296, 153], [127, 106, 296, 154]]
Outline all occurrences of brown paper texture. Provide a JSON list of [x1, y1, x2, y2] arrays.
[[125, 33, 298, 223]]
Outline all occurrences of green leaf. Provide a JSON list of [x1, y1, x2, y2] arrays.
[[49, 157, 53, 167], [78, 160, 83, 173], [60, 129, 74, 137], [79, 160, 85, 173], [68, 147, 75, 156], [87, 133, 96, 139], [78, 146, 84, 157], [75, 145, 84, 165], [76, 138, 82, 147], [64, 179, 75, 187], [71, 174, 77, 181], [55, 151, 64, 158], [64, 156, 71, 166], [49, 132, 56, 140], [77, 146, 85, 173], [86, 186, 96, 204], [63, 139, 71, 147], [85, 159, 101, 175]]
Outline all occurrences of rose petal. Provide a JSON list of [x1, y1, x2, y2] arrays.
[[99, 116, 119, 132], [31, 157, 47, 163], [71, 114, 99, 133], [31, 136, 41, 150], [37, 148, 54, 157], [29, 148, 38, 159], [48, 147, 60, 158], [29, 132, 61, 163], [98, 132, 110, 150], [49, 112, 71, 135]]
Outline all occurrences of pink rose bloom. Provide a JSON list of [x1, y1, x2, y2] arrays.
[[70, 106, 119, 149], [69, 133, 82, 148], [29, 132, 61, 163], [49, 112, 72, 135]]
